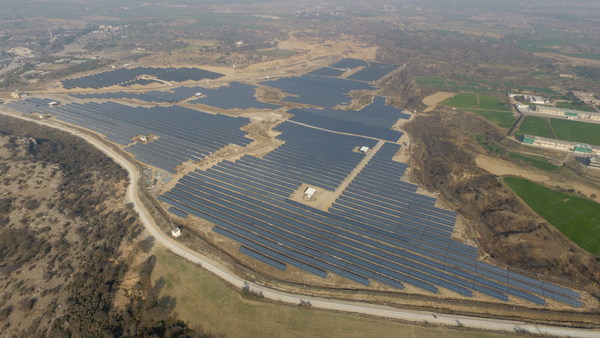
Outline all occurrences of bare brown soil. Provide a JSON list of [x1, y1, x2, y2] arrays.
[[476, 154, 600, 202], [422, 92, 455, 112]]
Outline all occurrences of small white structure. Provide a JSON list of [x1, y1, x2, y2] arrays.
[[171, 227, 182, 238], [139, 136, 147, 142], [194, 92, 203, 97], [48, 101, 59, 108], [588, 156, 600, 170], [359, 146, 370, 154], [304, 187, 317, 199]]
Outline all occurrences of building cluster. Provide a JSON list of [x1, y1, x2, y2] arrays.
[[522, 135, 598, 156], [515, 104, 600, 122], [572, 91, 600, 105], [588, 156, 600, 170], [508, 93, 550, 105]]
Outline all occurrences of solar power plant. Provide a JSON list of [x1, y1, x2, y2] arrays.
[[5, 98, 250, 173], [154, 67, 223, 82], [347, 62, 399, 82], [188, 82, 282, 110], [61, 67, 223, 89], [288, 96, 409, 141], [307, 67, 346, 77], [159, 122, 582, 307], [71, 86, 207, 103], [261, 75, 375, 107], [330, 58, 370, 69], [120, 79, 161, 87]]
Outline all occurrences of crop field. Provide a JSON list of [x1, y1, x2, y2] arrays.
[[151, 248, 513, 338], [441, 93, 478, 109], [478, 95, 510, 111], [550, 119, 600, 146], [507, 153, 558, 172], [503, 83, 557, 96], [415, 77, 496, 93], [504, 177, 600, 255], [555, 101, 597, 113], [473, 111, 515, 128], [441, 94, 514, 128], [517, 116, 554, 138]]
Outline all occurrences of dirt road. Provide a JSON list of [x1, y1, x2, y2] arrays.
[[2, 109, 598, 338]]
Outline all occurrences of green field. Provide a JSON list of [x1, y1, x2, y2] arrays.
[[504, 177, 600, 255], [441, 93, 478, 109], [555, 101, 597, 113], [550, 119, 600, 146], [441, 93, 515, 128], [473, 111, 515, 128], [507, 152, 558, 172], [151, 248, 513, 338], [415, 77, 496, 93], [475, 134, 505, 155], [415, 76, 447, 87], [517, 116, 554, 138], [478, 94, 510, 111]]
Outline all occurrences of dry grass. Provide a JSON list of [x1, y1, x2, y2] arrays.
[[151, 248, 515, 338]]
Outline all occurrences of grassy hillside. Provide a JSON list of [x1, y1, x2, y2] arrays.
[[504, 177, 600, 255]]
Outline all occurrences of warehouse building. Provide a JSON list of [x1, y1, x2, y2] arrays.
[[521, 135, 599, 155]]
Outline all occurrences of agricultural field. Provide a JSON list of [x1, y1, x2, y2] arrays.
[[555, 101, 597, 113], [516, 116, 554, 138], [151, 248, 512, 338], [414, 77, 496, 93], [441, 93, 514, 128], [550, 119, 600, 146], [478, 95, 510, 111], [504, 177, 600, 255], [441, 93, 478, 109], [507, 152, 558, 172]]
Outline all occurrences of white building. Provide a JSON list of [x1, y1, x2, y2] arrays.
[[304, 187, 317, 199], [171, 227, 182, 238]]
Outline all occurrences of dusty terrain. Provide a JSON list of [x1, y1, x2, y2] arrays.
[[476, 154, 600, 202], [422, 92, 455, 112]]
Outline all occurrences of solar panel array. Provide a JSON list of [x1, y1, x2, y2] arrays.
[[187, 82, 281, 110], [308, 67, 346, 77], [71, 82, 281, 110], [261, 75, 375, 107], [288, 97, 409, 141], [5, 56, 582, 308], [322, 58, 398, 82], [71, 86, 205, 103], [330, 58, 370, 69], [159, 122, 582, 307], [5, 98, 250, 173], [62, 67, 223, 89], [347, 62, 399, 82]]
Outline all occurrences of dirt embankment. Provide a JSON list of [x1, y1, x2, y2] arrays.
[[404, 109, 600, 300]]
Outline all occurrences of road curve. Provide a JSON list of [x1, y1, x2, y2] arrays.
[[2, 110, 598, 338]]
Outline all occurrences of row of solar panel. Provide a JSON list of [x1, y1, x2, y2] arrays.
[[62, 67, 223, 89], [261, 74, 375, 108], [6, 99, 251, 172], [167, 161, 579, 306], [162, 176, 547, 303]]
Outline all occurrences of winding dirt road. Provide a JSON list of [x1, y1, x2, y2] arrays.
[[2, 109, 598, 338]]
